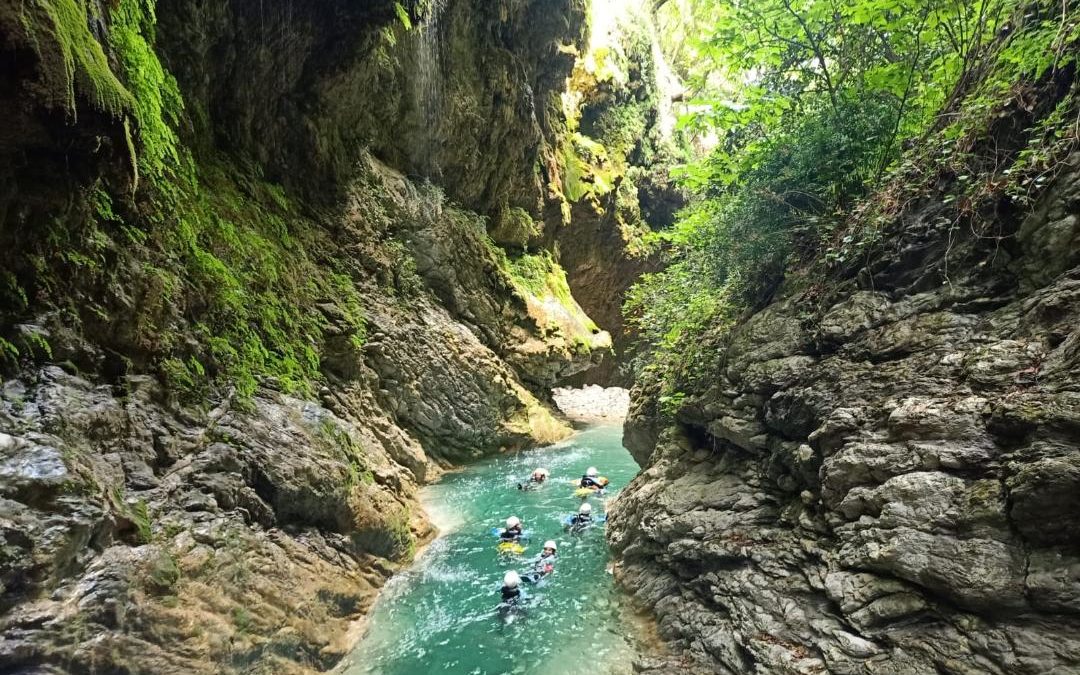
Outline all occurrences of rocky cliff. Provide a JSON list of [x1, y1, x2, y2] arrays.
[[0, 0, 609, 672], [548, 2, 685, 386], [609, 95, 1080, 672]]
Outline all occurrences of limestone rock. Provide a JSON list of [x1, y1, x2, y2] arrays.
[[610, 149, 1080, 673]]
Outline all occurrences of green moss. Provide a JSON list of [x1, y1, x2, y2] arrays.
[[557, 7, 663, 210], [506, 252, 552, 295], [382, 241, 424, 297], [330, 272, 369, 348], [387, 509, 415, 561], [132, 158, 370, 402], [160, 356, 205, 399], [18, 0, 135, 118], [147, 549, 181, 593], [317, 418, 373, 487], [232, 606, 252, 633], [506, 252, 600, 333], [490, 206, 540, 248], [109, 488, 152, 544], [11, 0, 379, 404], [107, 0, 183, 184]]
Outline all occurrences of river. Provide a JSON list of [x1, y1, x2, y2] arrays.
[[339, 424, 644, 675]]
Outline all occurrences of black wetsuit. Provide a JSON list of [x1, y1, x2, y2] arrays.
[[580, 475, 603, 489], [501, 585, 521, 603], [500, 525, 523, 541], [570, 513, 593, 527]]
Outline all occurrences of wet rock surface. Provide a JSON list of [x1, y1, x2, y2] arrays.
[[610, 158, 1080, 674]]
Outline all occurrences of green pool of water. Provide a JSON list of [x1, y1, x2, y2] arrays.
[[341, 424, 642, 675]]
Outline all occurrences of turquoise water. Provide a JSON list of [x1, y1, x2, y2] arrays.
[[341, 425, 642, 675]]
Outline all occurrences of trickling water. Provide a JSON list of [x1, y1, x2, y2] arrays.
[[340, 425, 643, 675], [412, 0, 446, 178]]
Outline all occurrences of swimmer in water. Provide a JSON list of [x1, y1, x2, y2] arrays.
[[580, 466, 607, 491], [500, 516, 524, 541], [523, 540, 558, 583], [567, 503, 594, 534], [518, 467, 549, 490], [500, 570, 523, 603]]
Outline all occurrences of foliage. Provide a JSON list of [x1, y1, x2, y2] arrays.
[[0, 338, 18, 363], [317, 418, 374, 487], [146, 159, 368, 401], [147, 549, 181, 592], [630, 0, 1080, 387], [560, 132, 619, 203], [99, 0, 365, 402], [109, 487, 153, 544], [387, 509, 416, 561], [232, 606, 253, 633]]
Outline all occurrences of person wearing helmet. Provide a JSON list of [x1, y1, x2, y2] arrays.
[[500, 516, 524, 541], [580, 466, 605, 490], [518, 467, 550, 491], [500, 570, 523, 603], [568, 502, 594, 532], [524, 540, 558, 583]]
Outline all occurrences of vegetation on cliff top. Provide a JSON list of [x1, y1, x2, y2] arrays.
[[628, 0, 1080, 391]]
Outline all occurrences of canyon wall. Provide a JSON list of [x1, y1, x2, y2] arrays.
[[0, 1, 610, 672], [609, 99, 1080, 673]]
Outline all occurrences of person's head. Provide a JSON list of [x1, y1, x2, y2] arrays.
[[586, 467, 598, 477], [543, 540, 557, 555], [506, 516, 521, 528], [504, 570, 521, 588], [533, 468, 548, 480], [579, 503, 592, 515]]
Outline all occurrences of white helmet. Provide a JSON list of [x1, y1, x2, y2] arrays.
[[506, 516, 521, 528], [544, 540, 557, 551], [579, 503, 592, 515], [586, 467, 598, 477], [503, 570, 521, 588]]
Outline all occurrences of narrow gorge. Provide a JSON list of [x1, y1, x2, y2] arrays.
[[1, 0, 1078, 674]]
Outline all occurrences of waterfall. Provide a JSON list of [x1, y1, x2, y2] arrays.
[[412, 0, 446, 179]]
